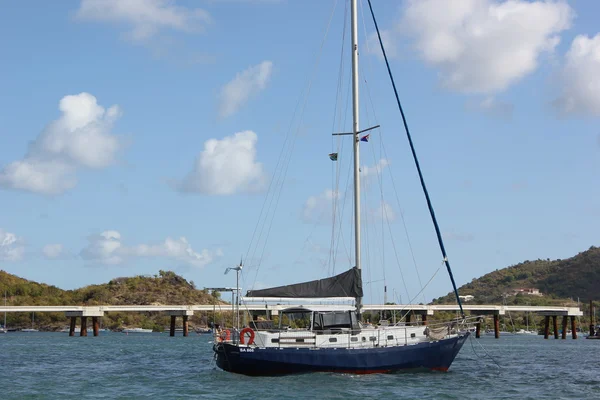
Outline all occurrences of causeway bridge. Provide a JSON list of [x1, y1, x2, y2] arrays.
[[0, 303, 582, 339]]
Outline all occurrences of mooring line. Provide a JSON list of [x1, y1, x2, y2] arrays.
[[468, 335, 501, 369]]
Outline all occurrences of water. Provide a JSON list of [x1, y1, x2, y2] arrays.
[[0, 332, 597, 399]]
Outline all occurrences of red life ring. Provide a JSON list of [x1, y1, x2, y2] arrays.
[[240, 327, 255, 345], [219, 329, 231, 342]]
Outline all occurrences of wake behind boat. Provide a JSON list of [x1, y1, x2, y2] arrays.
[[213, 0, 470, 375]]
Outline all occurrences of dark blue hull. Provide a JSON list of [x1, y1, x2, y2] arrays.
[[213, 333, 469, 375]]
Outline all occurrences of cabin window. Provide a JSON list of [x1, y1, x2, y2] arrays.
[[351, 337, 358, 342], [271, 338, 279, 343], [362, 337, 366, 342], [296, 338, 305, 343], [279, 309, 312, 329], [369, 336, 376, 341], [329, 338, 337, 343], [387, 335, 394, 340], [313, 311, 355, 330], [411, 333, 416, 338]]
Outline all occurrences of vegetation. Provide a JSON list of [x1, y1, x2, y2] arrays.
[[0, 270, 226, 331], [1, 246, 598, 332], [433, 246, 600, 306], [430, 246, 600, 332]]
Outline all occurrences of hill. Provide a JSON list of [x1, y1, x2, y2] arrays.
[[433, 246, 600, 306], [0, 270, 225, 331]]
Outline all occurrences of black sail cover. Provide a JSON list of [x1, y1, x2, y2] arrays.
[[246, 267, 363, 298]]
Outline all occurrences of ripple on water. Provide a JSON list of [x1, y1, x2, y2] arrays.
[[0, 332, 598, 399]]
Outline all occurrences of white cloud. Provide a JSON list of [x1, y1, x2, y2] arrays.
[[360, 159, 389, 179], [42, 244, 65, 259], [396, 0, 573, 93], [367, 30, 398, 60], [302, 189, 339, 223], [0, 93, 122, 195], [75, 0, 211, 42], [554, 33, 600, 116], [465, 96, 513, 118], [218, 61, 273, 117], [176, 130, 266, 195], [80, 230, 219, 268], [80, 230, 124, 265], [371, 201, 396, 222], [0, 229, 25, 262]]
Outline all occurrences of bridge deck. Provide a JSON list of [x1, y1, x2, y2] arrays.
[[0, 304, 583, 316]]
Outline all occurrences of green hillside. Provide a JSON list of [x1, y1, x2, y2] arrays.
[[0, 270, 226, 331], [433, 246, 600, 306]]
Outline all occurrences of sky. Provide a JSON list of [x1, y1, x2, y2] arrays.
[[0, 0, 598, 305]]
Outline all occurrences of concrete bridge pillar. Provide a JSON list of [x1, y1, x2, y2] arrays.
[[552, 315, 559, 339], [561, 316, 568, 340], [92, 317, 100, 336], [544, 316, 550, 339], [182, 315, 189, 337], [570, 316, 577, 339], [65, 308, 104, 338], [69, 316, 77, 337], [80, 316, 88, 337], [493, 314, 500, 339], [167, 310, 194, 337]]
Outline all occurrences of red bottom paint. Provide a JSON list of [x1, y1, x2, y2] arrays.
[[430, 367, 449, 372]]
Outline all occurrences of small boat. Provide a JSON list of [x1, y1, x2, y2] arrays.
[[122, 327, 153, 333], [21, 311, 39, 332], [196, 327, 213, 334], [587, 324, 600, 340]]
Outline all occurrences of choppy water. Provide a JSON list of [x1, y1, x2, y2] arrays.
[[0, 332, 597, 399]]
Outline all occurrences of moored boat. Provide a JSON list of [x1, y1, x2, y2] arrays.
[[213, 0, 471, 376], [122, 327, 153, 333]]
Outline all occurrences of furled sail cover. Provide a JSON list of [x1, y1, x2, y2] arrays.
[[246, 267, 363, 298]]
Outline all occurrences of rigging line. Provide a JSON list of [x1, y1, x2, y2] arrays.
[[393, 265, 442, 324], [242, 0, 340, 295], [331, 68, 355, 275], [360, 2, 426, 303], [250, 0, 341, 292], [361, 81, 387, 306], [358, 0, 389, 304], [381, 185, 412, 305], [366, 0, 464, 316], [329, 1, 348, 278], [244, 79, 305, 276], [358, 0, 425, 304], [337, 152, 355, 267], [361, 169, 374, 304], [360, 93, 385, 307]]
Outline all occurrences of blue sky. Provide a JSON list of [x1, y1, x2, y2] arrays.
[[0, 0, 598, 304]]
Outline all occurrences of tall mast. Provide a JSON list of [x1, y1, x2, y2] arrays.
[[350, 0, 362, 313]]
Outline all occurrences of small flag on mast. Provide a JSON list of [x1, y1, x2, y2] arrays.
[[328, 153, 338, 161], [360, 134, 370, 142]]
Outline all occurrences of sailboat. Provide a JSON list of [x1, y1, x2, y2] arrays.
[[213, 0, 470, 375], [21, 311, 39, 332]]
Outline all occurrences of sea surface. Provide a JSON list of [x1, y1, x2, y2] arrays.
[[0, 332, 597, 399]]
